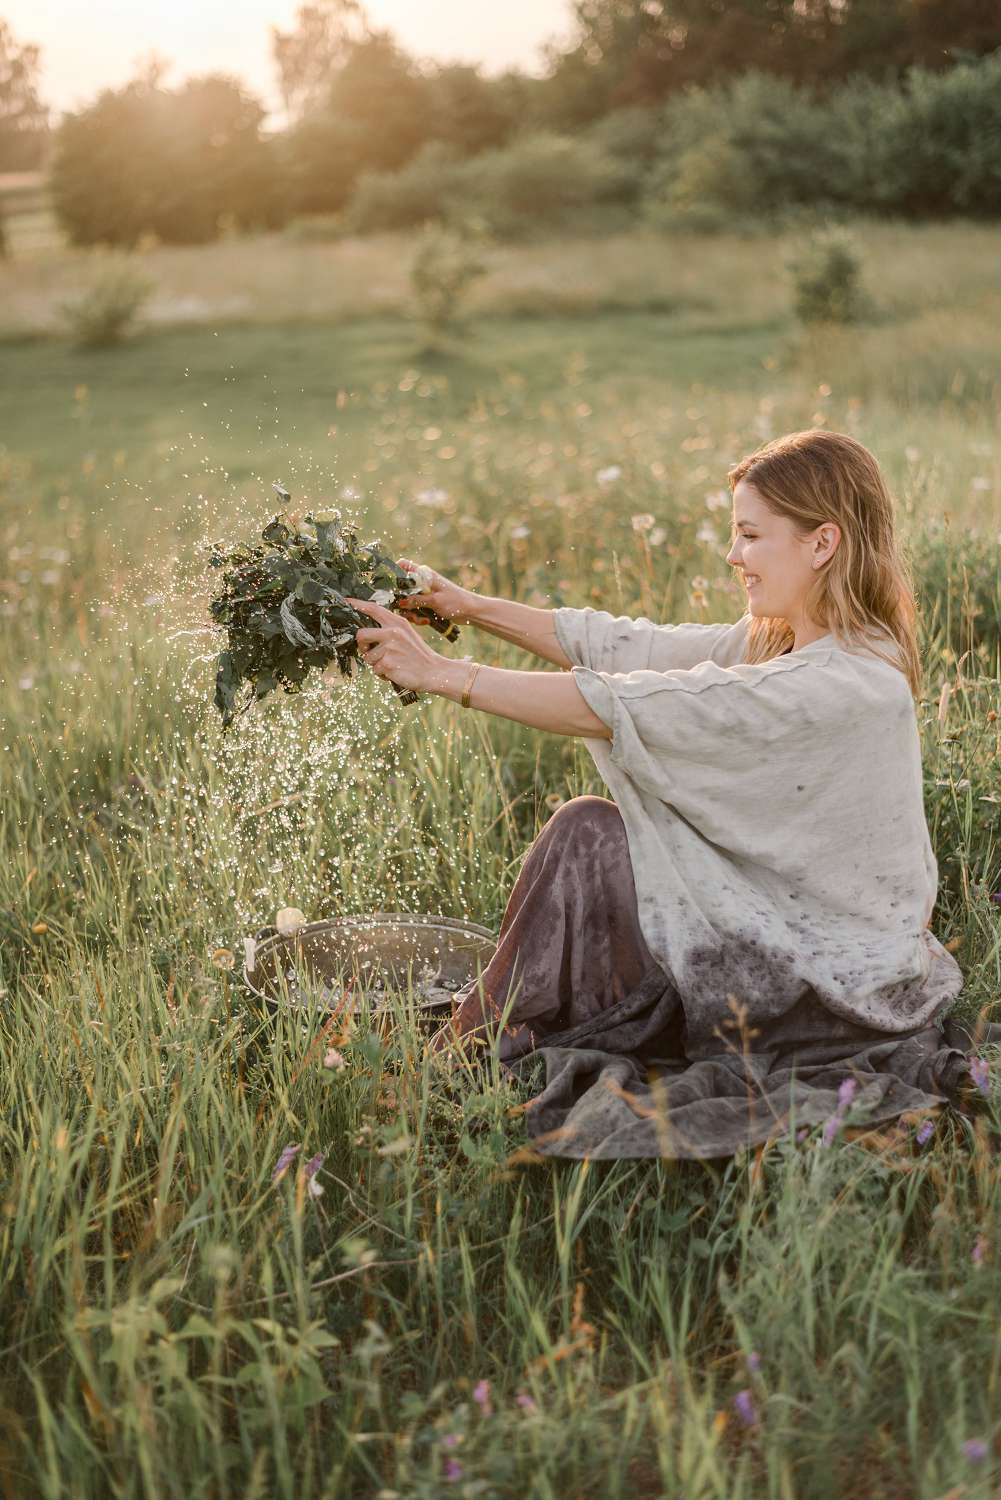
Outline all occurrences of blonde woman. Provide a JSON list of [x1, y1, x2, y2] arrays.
[[345, 429, 991, 1159]]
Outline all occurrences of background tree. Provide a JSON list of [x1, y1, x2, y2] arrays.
[[0, 16, 49, 251], [282, 30, 437, 215], [424, 64, 521, 156], [539, 0, 1001, 123], [271, 0, 364, 125], [51, 71, 285, 247], [0, 18, 48, 171]]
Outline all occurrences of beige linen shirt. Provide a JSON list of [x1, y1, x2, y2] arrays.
[[552, 606, 964, 1052]]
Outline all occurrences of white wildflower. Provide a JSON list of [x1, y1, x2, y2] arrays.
[[704, 489, 730, 511], [696, 521, 720, 546], [631, 513, 655, 533], [648, 527, 667, 546], [510, 525, 530, 540], [596, 465, 622, 486], [415, 487, 449, 508]]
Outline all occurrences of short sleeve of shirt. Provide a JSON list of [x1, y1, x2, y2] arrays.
[[568, 654, 837, 842], [553, 606, 750, 677]]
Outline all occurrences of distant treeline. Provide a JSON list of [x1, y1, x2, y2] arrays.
[[43, 0, 1001, 245]]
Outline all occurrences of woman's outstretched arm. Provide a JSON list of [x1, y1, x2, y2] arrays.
[[430, 658, 612, 739], [462, 594, 574, 669], [345, 594, 608, 738], [393, 564, 574, 668]]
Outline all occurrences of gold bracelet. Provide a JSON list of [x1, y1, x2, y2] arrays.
[[460, 661, 481, 709]]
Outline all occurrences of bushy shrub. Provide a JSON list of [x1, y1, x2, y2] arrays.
[[463, 132, 637, 238], [787, 224, 869, 324], [642, 56, 1001, 232], [342, 142, 467, 234], [409, 223, 488, 339], [344, 131, 637, 239], [59, 257, 155, 348], [875, 52, 1001, 218], [583, 105, 665, 198], [643, 73, 855, 231]]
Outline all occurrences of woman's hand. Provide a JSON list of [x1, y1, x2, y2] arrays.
[[393, 559, 479, 627], [344, 596, 452, 694]]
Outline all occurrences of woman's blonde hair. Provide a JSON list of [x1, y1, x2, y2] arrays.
[[727, 429, 923, 698]]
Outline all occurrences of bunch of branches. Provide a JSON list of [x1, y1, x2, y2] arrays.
[[208, 487, 458, 727]]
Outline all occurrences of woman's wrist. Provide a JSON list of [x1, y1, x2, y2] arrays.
[[451, 589, 485, 626], [427, 656, 481, 703]]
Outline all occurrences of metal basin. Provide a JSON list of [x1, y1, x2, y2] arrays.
[[243, 912, 498, 1017]]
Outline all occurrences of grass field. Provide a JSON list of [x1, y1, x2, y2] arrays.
[[2, 221, 1001, 1497]]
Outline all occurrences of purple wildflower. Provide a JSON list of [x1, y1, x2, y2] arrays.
[[822, 1076, 860, 1146], [472, 1379, 492, 1417], [915, 1118, 935, 1147], [796, 1126, 810, 1143], [990, 892, 1001, 906], [968, 1055, 991, 1097], [972, 1234, 988, 1265], [961, 1437, 989, 1463], [733, 1389, 758, 1427], [440, 1434, 460, 1450], [444, 1458, 464, 1482], [303, 1152, 325, 1198], [515, 1392, 537, 1413], [746, 1350, 762, 1374], [272, 1143, 301, 1182], [837, 1077, 858, 1110]]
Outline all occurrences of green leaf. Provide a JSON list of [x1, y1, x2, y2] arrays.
[[295, 576, 327, 605], [262, 516, 291, 546]]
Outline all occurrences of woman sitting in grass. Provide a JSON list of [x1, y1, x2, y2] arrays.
[[345, 428, 990, 1160]]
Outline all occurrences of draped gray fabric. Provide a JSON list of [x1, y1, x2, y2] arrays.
[[441, 797, 988, 1160]]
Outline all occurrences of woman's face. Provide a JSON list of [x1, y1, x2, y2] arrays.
[[725, 479, 837, 623]]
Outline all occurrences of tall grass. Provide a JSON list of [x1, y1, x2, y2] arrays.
[[2, 230, 1001, 1495]]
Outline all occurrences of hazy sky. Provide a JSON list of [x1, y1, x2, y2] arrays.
[[9, 0, 577, 118]]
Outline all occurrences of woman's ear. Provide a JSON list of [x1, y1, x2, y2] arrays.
[[815, 523, 841, 564]]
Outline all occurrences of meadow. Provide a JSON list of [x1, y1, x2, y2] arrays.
[[1, 216, 1001, 1497]]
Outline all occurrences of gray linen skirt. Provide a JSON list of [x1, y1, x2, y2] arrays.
[[443, 795, 662, 1058], [435, 796, 993, 1160]]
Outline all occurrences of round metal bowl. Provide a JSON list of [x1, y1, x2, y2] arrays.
[[243, 912, 498, 1017]]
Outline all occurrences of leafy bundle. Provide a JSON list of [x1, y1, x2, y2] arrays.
[[208, 494, 460, 728]]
